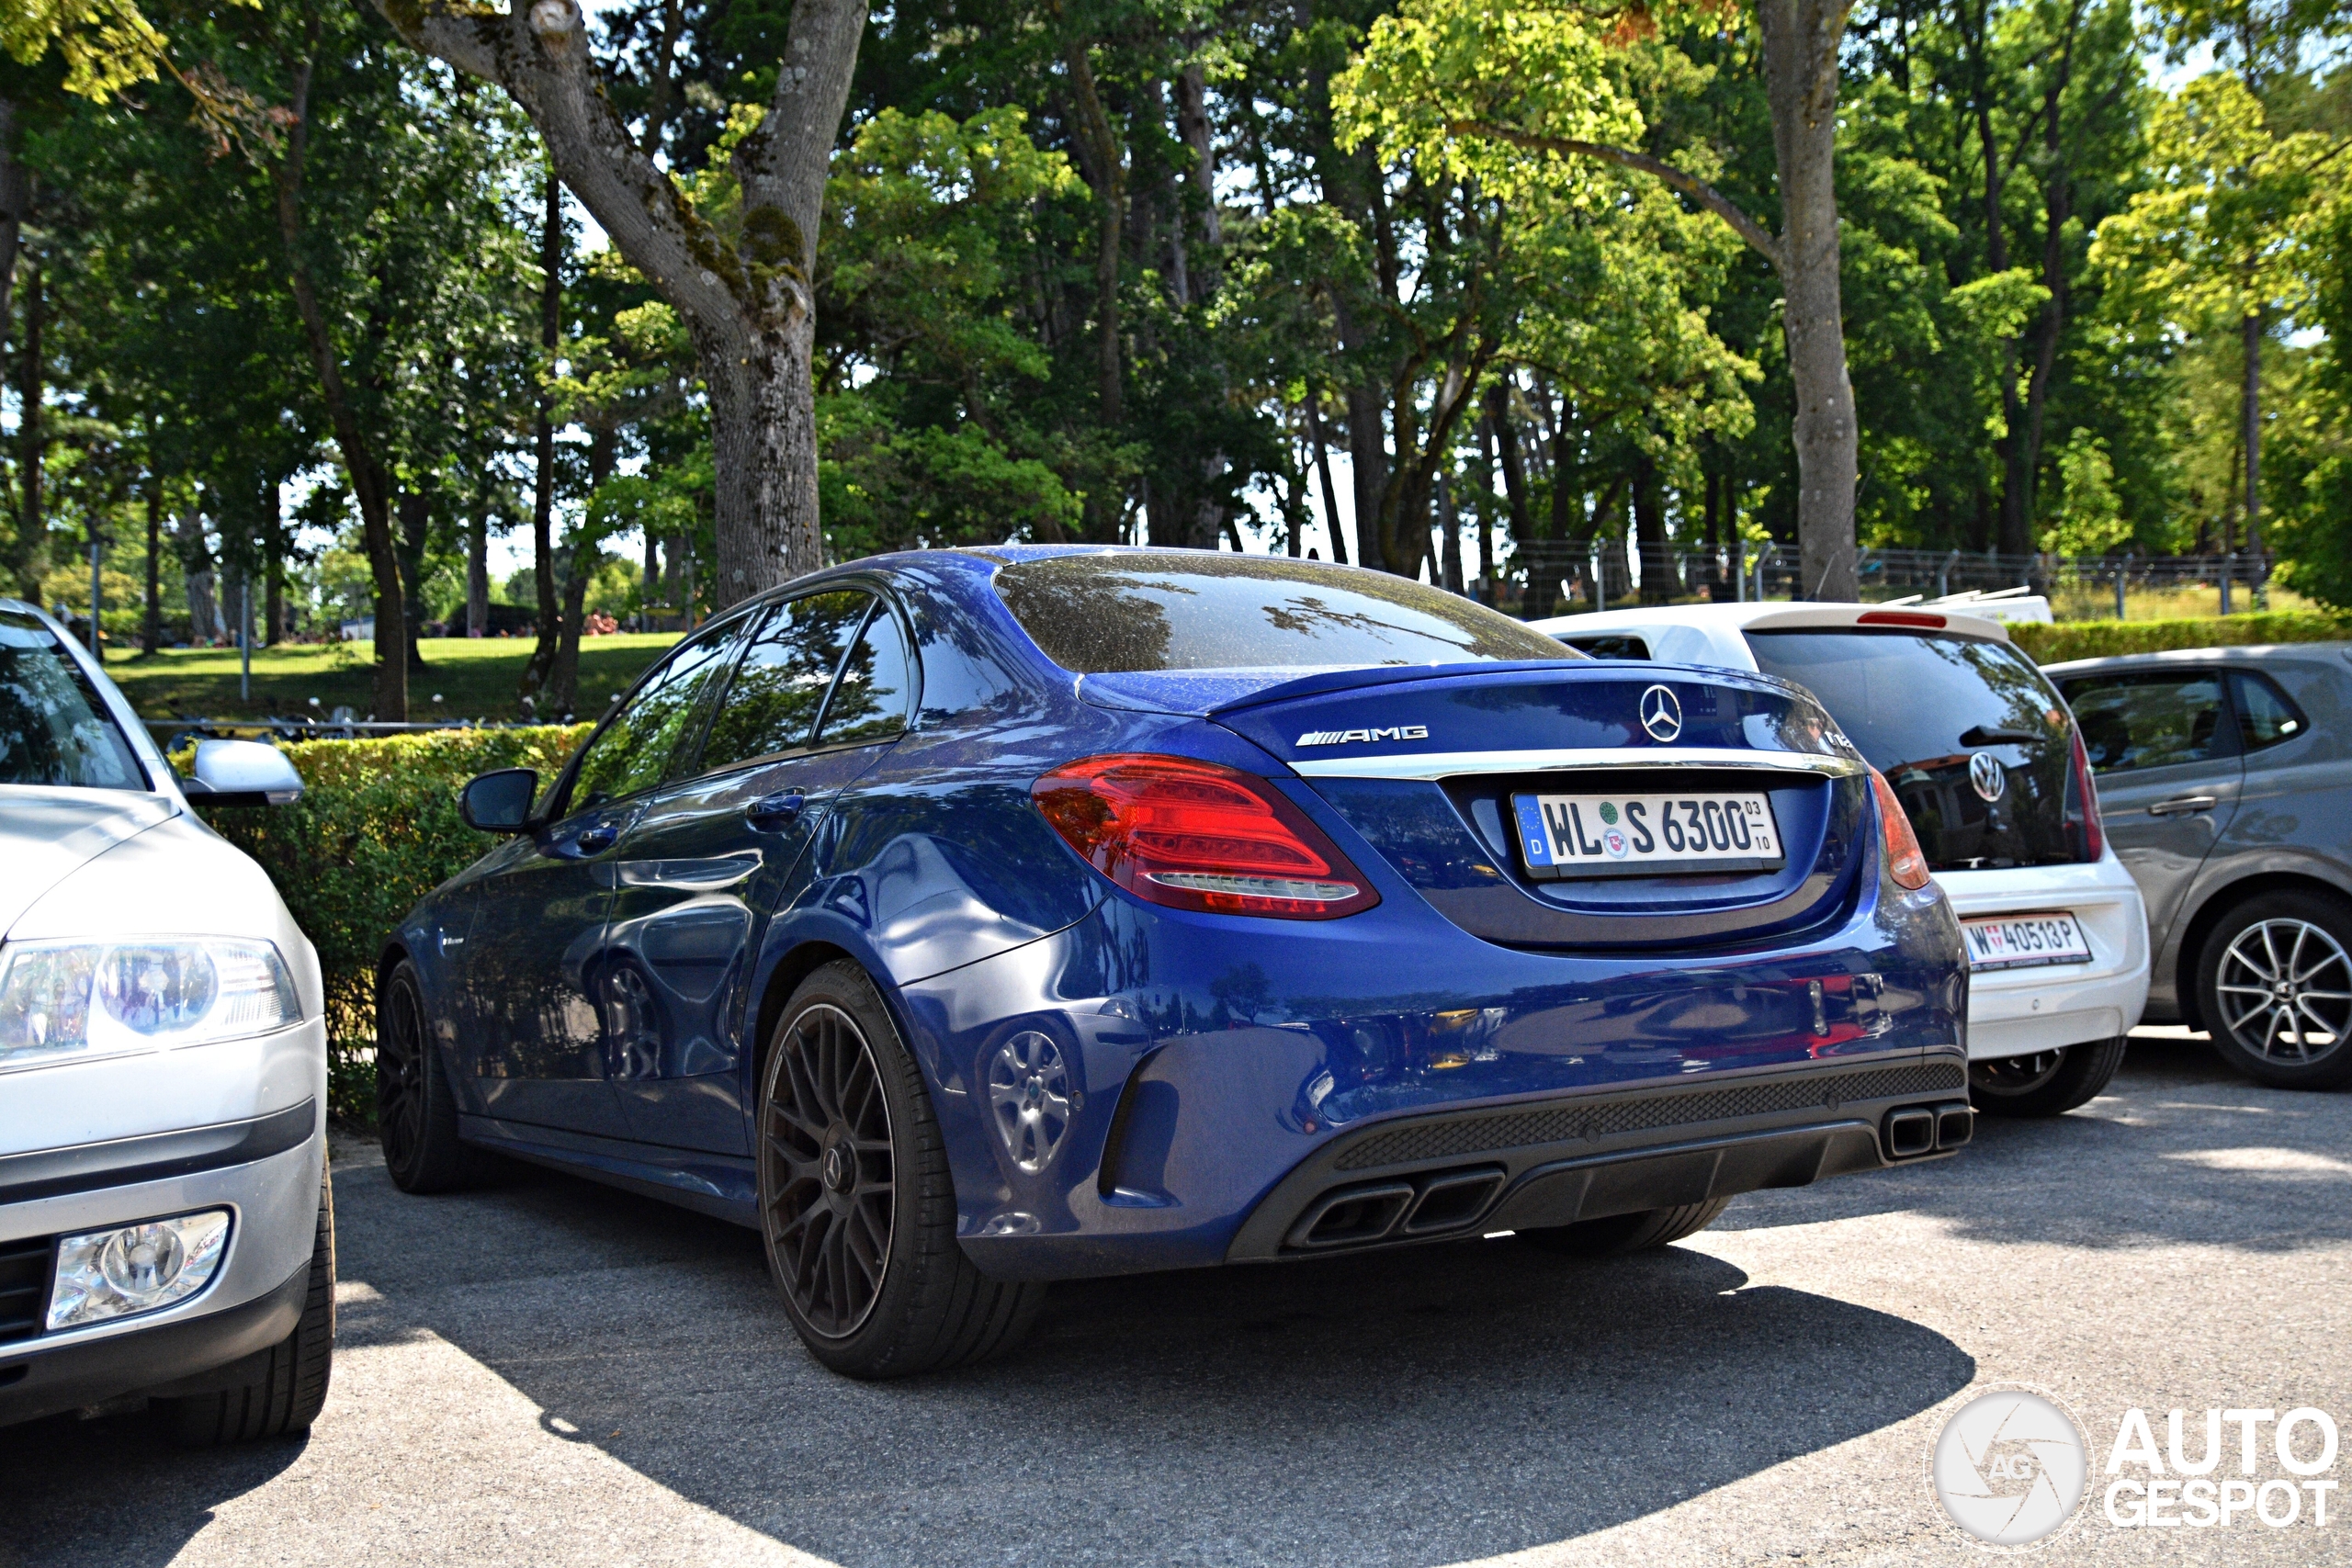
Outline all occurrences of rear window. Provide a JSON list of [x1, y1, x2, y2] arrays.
[[1558, 634, 1652, 660], [994, 553, 1577, 673], [0, 611, 147, 791], [1745, 628, 2074, 870]]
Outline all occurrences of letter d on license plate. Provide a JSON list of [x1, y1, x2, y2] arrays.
[[1512, 791, 1784, 881]]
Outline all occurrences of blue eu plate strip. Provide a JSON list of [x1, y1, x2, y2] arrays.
[[1513, 795, 1554, 868]]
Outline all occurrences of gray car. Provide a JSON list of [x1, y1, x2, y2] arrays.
[[2045, 643, 2352, 1089]]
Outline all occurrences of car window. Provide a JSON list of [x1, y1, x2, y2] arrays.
[[993, 552, 1577, 672], [699, 591, 873, 770], [1558, 634, 1652, 660], [566, 619, 746, 812], [817, 604, 916, 746], [1745, 629, 2077, 870], [0, 609, 146, 791], [2058, 673, 2232, 773], [2231, 671, 2307, 751]]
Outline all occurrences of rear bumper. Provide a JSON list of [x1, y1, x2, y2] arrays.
[[1227, 1054, 1968, 1260], [1939, 859, 2150, 1059]]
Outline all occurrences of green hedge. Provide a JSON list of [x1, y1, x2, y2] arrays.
[[182, 725, 589, 1122], [2014, 611, 2352, 665]]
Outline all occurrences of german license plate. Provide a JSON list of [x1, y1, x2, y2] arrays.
[[1961, 912, 2093, 970], [1511, 790, 1783, 880]]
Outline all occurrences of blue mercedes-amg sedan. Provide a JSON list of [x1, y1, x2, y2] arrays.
[[379, 547, 1973, 1376]]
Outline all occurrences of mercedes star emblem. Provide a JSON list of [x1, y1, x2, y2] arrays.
[[1969, 750, 2007, 803], [1640, 684, 1683, 743]]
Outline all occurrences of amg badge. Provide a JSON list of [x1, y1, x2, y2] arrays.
[[1296, 725, 1430, 747]]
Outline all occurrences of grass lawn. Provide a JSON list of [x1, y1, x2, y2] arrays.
[[100, 634, 682, 727]]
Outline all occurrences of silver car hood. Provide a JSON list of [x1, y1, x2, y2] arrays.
[[0, 786, 179, 939]]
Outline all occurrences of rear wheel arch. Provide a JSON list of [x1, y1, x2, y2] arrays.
[[750, 941, 864, 1106], [2175, 872, 2352, 1030]]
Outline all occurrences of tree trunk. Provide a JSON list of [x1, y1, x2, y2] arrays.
[[468, 513, 490, 636], [142, 479, 163, 655], [1062, 43, 1125, 425], [1634, 454, 1673, 604], [272, 40, 406, 719], [1758, 0, 1860, 600], [2241, 308, 2262, 556], [12, 259, 43, 599], [522, 167, 563, 699], [0, 98, 22, 353], [395, 489, 431, 671], [379, 0, 865, 611], [1306, 394, 1349, 565], [548, 428, 616, 711]]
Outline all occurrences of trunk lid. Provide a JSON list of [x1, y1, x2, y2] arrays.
[[1209, 663, 1873, 952]]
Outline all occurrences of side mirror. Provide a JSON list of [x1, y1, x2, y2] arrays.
[[460, 768, 539, 833], [185, 739, 304, 807]]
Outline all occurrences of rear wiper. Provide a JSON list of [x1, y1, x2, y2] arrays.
[[1960, 725, 2049, 747]]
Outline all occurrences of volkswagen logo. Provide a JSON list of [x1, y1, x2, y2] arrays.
[[1969, 750, 2007, 803], [1639, 684, 1683, 743]]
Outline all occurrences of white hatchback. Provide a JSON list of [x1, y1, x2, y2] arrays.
[[1532, 601, 2150, 1116]]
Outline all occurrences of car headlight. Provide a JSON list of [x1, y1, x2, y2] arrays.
[[48, 1209, 232, 1329], [0, 939, 300, 1072]]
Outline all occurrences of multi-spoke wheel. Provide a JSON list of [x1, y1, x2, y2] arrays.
[[2199, 893, 2352, 1089], [756, 962, 1047, 1377], [760, 1001, 897, 1339], [375, 959, 493, 1192], [1969, 1036, 2127, 1117]]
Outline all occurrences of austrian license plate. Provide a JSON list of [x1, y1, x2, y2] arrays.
[[1511, 791, 1783, 880], [1961, 912, 2094, 970]]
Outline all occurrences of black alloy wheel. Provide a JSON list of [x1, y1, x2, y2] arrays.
[[756, 962, 1046, 1377], [374, 960, 493, 1193], [760, 1000, 898, 1339], [2199, 892, 2352, 1089]]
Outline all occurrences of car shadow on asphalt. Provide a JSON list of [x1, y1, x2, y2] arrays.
[[343, 1157, 1973, 1568], [1713, 1031, 2352, 1252]]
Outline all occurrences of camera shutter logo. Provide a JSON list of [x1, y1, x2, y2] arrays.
[[1639, 685, 1683, 743], [1970, 750, 2007, 803], [1931, 1387, 2089, 1547]]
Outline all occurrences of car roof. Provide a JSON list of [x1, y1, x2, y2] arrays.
[[2042, 642, 2352, 677], [1527, 600, 2011, 671]]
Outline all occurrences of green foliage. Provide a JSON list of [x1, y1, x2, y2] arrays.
[[2043, 430, 2131, 556], [183, 725, 591, 1122], [2015, 610, 2352, 663]]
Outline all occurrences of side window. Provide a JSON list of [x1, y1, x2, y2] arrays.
[[2060, 673, 2232, 774], [2231, 671, 2308, 751], [818, 604, 917, 746], [566, 620, 746, 812], [699, 591, 873, 771]]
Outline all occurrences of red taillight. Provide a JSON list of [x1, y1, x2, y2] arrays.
[[1856, 610, 1948, 629], [1032, 754, 1380, 919], [2067, 724, 2106, 862], [1868, 766, 1933, 891]]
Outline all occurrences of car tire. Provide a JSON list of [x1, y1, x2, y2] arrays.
[[1969, 1035, 2128, 1117], [2194, 891, 2352, 1090], [756, 962, 1044, 1379], [157, 1167, 335, 1445], [376, 958, 496, 1193], [1517, 1197, 1733, 1257]]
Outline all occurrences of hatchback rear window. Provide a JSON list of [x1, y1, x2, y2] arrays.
[[1745, 628, 2074, 871], [0, 611, 147, 791], [993, 553, 1577, 673]]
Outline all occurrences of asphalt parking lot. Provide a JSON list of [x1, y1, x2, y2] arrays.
[[5, 1027, 2348, 1568]]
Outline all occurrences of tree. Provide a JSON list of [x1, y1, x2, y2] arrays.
[[1343, 0, 1864, 597], [377, 0, 867, 611]]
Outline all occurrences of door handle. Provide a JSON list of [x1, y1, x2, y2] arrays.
[[575, 825, 619, 852], [744, 791, 806, 829], [2148, 795, 2218, 817]]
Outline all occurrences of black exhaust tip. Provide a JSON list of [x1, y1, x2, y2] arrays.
[[1287, 1183, 1416, 1249], [1400, 1168, 1506, 1235], [1884, 1107, 1936, 1159], [1935, 1101, 1974, 1151]]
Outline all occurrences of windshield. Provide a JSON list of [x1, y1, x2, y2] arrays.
[[1745, 628, 2073, 871], [994, 553, 1578, 674], [0, 610, 147, 791]]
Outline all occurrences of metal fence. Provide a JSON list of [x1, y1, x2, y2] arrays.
[[1481, 542, 2278, 618]]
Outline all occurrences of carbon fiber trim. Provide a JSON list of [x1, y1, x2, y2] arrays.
[[1331, 1061, 1966, 1171]]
